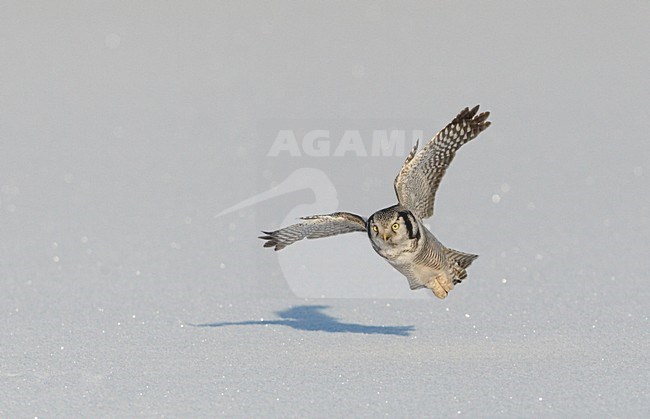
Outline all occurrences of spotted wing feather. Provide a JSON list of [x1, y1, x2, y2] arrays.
[[394, 105, 491, 220], [259, 212, 367, 251]]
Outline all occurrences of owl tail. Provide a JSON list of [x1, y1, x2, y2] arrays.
[[444, 248, 478, 284]]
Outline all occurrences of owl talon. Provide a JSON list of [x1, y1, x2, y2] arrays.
[[430, 279, 448, 299]]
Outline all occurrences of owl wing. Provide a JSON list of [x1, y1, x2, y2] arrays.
[[259, 212, 367, 251], [393, 105, 491, 220]]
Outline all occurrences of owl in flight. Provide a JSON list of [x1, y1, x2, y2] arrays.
[[260, 106, 491, 298]]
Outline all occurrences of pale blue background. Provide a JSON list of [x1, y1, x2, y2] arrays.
[[1, 2, 648, 416]]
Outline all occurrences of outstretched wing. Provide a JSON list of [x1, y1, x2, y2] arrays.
[[259, 212, 367, 251], [394, 105, 491, 220]]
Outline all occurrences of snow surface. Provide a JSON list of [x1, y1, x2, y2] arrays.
[[1, 2, 649, 417]]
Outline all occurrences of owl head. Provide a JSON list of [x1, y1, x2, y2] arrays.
[[367, 205, 420, 248]]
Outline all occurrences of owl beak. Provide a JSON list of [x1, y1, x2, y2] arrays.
[[382, 233, 389, 241]]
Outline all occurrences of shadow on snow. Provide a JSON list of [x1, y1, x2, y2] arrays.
[[192, 305, 414, 336]]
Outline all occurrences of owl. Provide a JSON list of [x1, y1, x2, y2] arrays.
[[260, 105, 491, 298]]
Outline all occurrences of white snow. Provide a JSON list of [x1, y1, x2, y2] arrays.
[[1, 2, 649, 417]]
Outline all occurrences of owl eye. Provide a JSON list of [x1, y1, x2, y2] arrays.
[[391, 223, 400, 231], [372, 225, 378, 232]]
